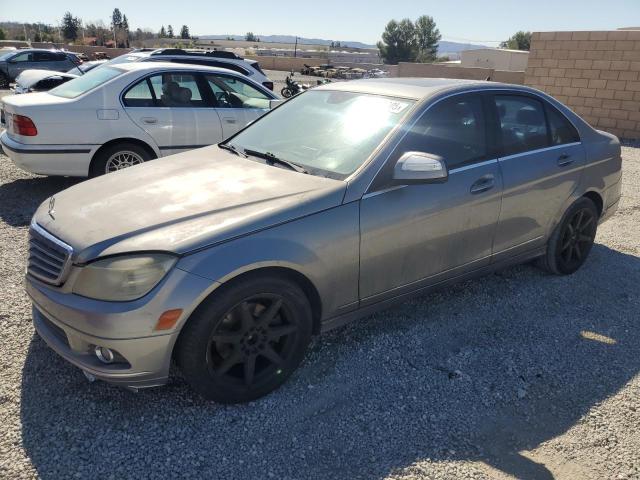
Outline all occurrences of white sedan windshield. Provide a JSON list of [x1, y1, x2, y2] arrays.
[[229, 90, 415, 178], [49, 66, 123, 99]]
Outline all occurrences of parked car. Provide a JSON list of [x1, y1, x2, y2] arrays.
[[0, 49, 79, 88], [12, 60, 107, 94], [24, 79, 621, 403], [69, 52, 89, 62], [0, 62, 278, 177], [106, 48, 274, 91], [92, 52, 110, 60]]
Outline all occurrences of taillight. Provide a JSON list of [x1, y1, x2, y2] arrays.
[[13, 115, 37, 136], [263, 81, 274, 91]]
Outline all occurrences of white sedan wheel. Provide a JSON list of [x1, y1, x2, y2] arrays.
[[105, 150, 146, 173]]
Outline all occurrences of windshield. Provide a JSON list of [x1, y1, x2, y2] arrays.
[[228, 90, 415, 178], [0, 51, 16, 61], [49, 66, 123, 98]]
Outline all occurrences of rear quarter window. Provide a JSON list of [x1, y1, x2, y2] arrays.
[[49, 66, 123, 99]]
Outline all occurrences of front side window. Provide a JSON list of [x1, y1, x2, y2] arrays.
[[205, 74, 270, 109], [495, 95, 549, 156], [228, 90, 415, 178], [49, 66, 123, 99], [398, 95, 488, 169], [547, 105, 580, 145]]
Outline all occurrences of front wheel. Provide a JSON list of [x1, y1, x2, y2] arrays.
[[281, 87, 293, 98], [538, 197, 599, 275], [176, 275, 313, 403]]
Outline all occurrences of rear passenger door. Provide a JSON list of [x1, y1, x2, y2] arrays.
[[122, 71, 224, 156], [491, 93, 585, 260], [202, 73, 271, 138], [33, 51, 73, 72]]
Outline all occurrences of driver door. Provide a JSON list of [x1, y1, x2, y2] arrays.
[[7, 51, 33, 79], [203, 73, 272, 138], [359, 93, 503, 303]]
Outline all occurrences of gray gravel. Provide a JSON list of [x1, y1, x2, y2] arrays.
[[1, 88, 639, 479]]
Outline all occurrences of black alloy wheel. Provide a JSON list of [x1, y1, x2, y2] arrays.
[[538, 197, 599, 275], [176, 275, 312, 403]]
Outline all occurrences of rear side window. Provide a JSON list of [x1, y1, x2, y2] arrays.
[[547, 105, 580, 145], [399, 94, 488, 169], [495, 95, 549, 156], [123, 72, 207, 108]]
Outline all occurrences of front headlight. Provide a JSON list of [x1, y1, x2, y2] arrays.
[[73, 253, 177, 301]]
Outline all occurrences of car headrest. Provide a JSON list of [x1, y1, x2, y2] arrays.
[[176, 87, 192, 103], [516, 107, 544, 126]]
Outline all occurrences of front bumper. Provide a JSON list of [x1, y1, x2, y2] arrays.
[[0, 130, 95, 176], [32, 305, 175, 389], [27, 266, 218, 390]]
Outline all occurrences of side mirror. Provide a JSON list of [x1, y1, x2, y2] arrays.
[[393, 152, 448, 184]]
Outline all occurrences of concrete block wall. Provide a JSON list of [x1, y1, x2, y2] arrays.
[[525, 30, 640, 139], [396, 62, 525, 84]]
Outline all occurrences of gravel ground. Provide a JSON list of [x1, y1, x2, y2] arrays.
[[0, 86, 639, 479]]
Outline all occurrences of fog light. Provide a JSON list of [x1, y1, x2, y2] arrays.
[[94, 346, 115, 364]]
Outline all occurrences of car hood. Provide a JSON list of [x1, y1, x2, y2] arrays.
[[15, 69, 77, 88], [33, 146, 346, 263]]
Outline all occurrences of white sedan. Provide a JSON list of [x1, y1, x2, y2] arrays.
[[0, 62, 278, 177]]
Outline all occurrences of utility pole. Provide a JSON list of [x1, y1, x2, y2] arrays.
[[294, 36, 298, 58]]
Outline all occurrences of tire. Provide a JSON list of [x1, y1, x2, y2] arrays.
[[281, 87, 293, 98], [537, 197, 599, 275], [0, 72, 9, 89], [175, 275, 313, 403], [89, 142, 153, 177]]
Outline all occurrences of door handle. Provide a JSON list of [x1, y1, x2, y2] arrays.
[[470, 176, 495, 194], [223, 118, 237, 124], [557, 153, 573, 166], [141, 117, 157, 124]]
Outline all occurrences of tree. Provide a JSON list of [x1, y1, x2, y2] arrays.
[[159, 25, 166, 38], [111, 8, 122, 31], [245, 32, 259, 42], [180, 25, 190, 39], [500, 31, 531, 51], [377, 15, 442, 64], [377, 19, 417, 65], [0, 29, 6, 41], [61, 11, 81, 41], [414, 15, 441, 62], [167, 25, 174, 38]]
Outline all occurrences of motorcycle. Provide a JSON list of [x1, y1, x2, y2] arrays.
[[281, 72, 310, 98]]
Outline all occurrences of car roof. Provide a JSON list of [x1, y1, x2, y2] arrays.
[[112, 61, 245, 75], [9, 48, 69, 54], [316, 77, 530, 100]]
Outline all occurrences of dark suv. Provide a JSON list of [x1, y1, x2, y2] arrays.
[[0, 49, 78, 88], [107, 48, 274, 91]]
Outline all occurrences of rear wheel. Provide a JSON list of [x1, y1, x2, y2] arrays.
[[89, 142, 153, 177], [538, 197, 599, 275], [176, 275, 313, 403], [281, 87, 293, 98]]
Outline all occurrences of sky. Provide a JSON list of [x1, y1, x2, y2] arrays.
[[1, 0, 640, 46]]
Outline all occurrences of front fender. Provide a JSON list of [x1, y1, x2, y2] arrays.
[[176, 203, 361, 320]]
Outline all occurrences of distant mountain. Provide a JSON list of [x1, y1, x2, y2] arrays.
[[198, 34, 489, 53]]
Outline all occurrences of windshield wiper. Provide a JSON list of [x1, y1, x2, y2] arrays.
[[244, 149, 308, 174], [219, 142, 248, 158]]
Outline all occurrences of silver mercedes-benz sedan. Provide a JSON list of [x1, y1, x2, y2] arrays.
[[27, 78, 622, 403]]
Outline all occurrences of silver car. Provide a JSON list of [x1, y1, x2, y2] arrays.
[[27, 78, 622, 403]]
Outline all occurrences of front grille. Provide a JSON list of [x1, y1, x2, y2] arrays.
[[28, 223, 73, 285]]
